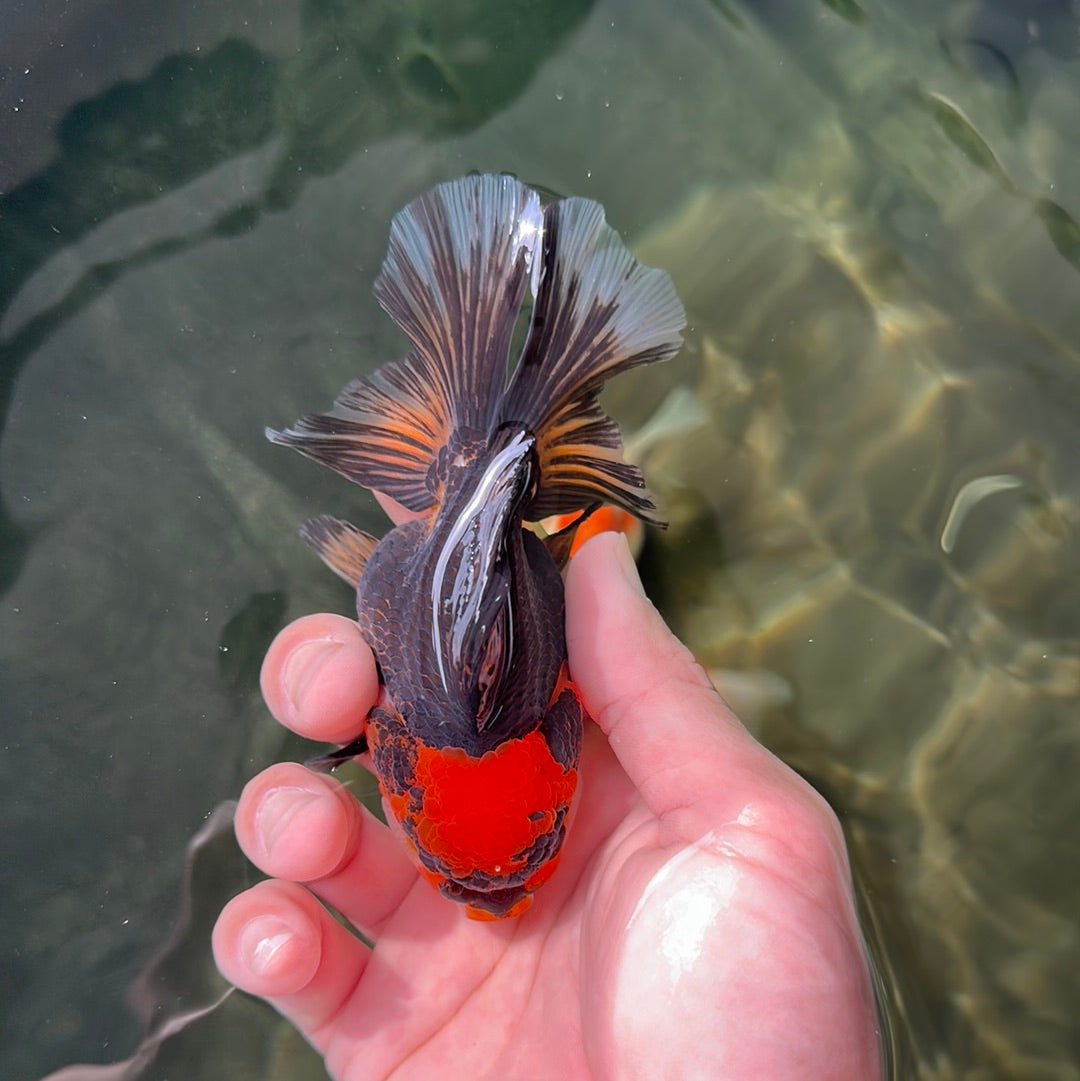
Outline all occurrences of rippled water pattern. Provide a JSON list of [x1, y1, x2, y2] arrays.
[[1, 1, 1078, 1077]]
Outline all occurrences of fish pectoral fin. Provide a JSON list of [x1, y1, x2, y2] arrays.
[[299, 515, 379, 586], [304, 732, 369, 772], [540, 501, 604, 570]]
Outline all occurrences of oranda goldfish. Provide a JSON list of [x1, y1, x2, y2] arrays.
[[268, 175, 684, 919]]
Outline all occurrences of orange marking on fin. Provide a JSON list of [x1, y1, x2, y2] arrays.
[[467, 895, 534, 921]]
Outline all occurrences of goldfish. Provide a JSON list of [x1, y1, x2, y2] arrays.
[[537, 504, 644, 562], [268, 174, 684, 918]]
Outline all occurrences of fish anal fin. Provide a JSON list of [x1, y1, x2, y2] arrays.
[[305, 732, 369, 772], [299, 515, 379, 587]]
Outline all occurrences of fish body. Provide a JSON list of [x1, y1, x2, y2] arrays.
[[269, 175, 684, 917]]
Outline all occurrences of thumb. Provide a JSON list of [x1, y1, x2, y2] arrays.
[[564, 532, 795, 824]]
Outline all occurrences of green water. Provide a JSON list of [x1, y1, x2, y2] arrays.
[[2, 1, 1078, 1077]]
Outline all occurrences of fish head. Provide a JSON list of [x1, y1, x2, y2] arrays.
[[368, 682, 582, 919]]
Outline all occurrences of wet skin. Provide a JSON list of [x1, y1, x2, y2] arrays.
[[213, 529, 882, 1081]]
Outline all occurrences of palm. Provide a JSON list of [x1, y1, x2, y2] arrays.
[[214, 535, 881, 1080]]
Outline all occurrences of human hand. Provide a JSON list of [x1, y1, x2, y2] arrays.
[[213, 530, 881, 1081]]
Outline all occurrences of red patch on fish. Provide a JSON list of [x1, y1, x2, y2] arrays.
[[368, 671, 584, 918], [411, 731, 577, 880]]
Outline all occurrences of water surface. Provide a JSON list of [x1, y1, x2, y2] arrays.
[[2, 1, 1078, 1077]]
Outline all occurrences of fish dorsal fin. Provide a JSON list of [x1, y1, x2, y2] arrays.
[[298, 515, 378, 587], [267, 176, 543, 511], [500, 196, 685, 524]]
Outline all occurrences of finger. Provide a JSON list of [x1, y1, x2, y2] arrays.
[[565, 532, 805, 824], [235, 762, 420, 937], [261, 614, 379, 743], [213, 879, 369, 1051]]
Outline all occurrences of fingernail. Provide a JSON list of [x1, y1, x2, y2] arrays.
[[283, 639, 342, 712], [612, 532, 646, 597], [239, 915, 297, 976], [257, 786, 321, 857]]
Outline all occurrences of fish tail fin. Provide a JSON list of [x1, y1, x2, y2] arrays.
[[267, 176, 684, 523], [499, 196, 685, 526], [268, 175, 543, 511]]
